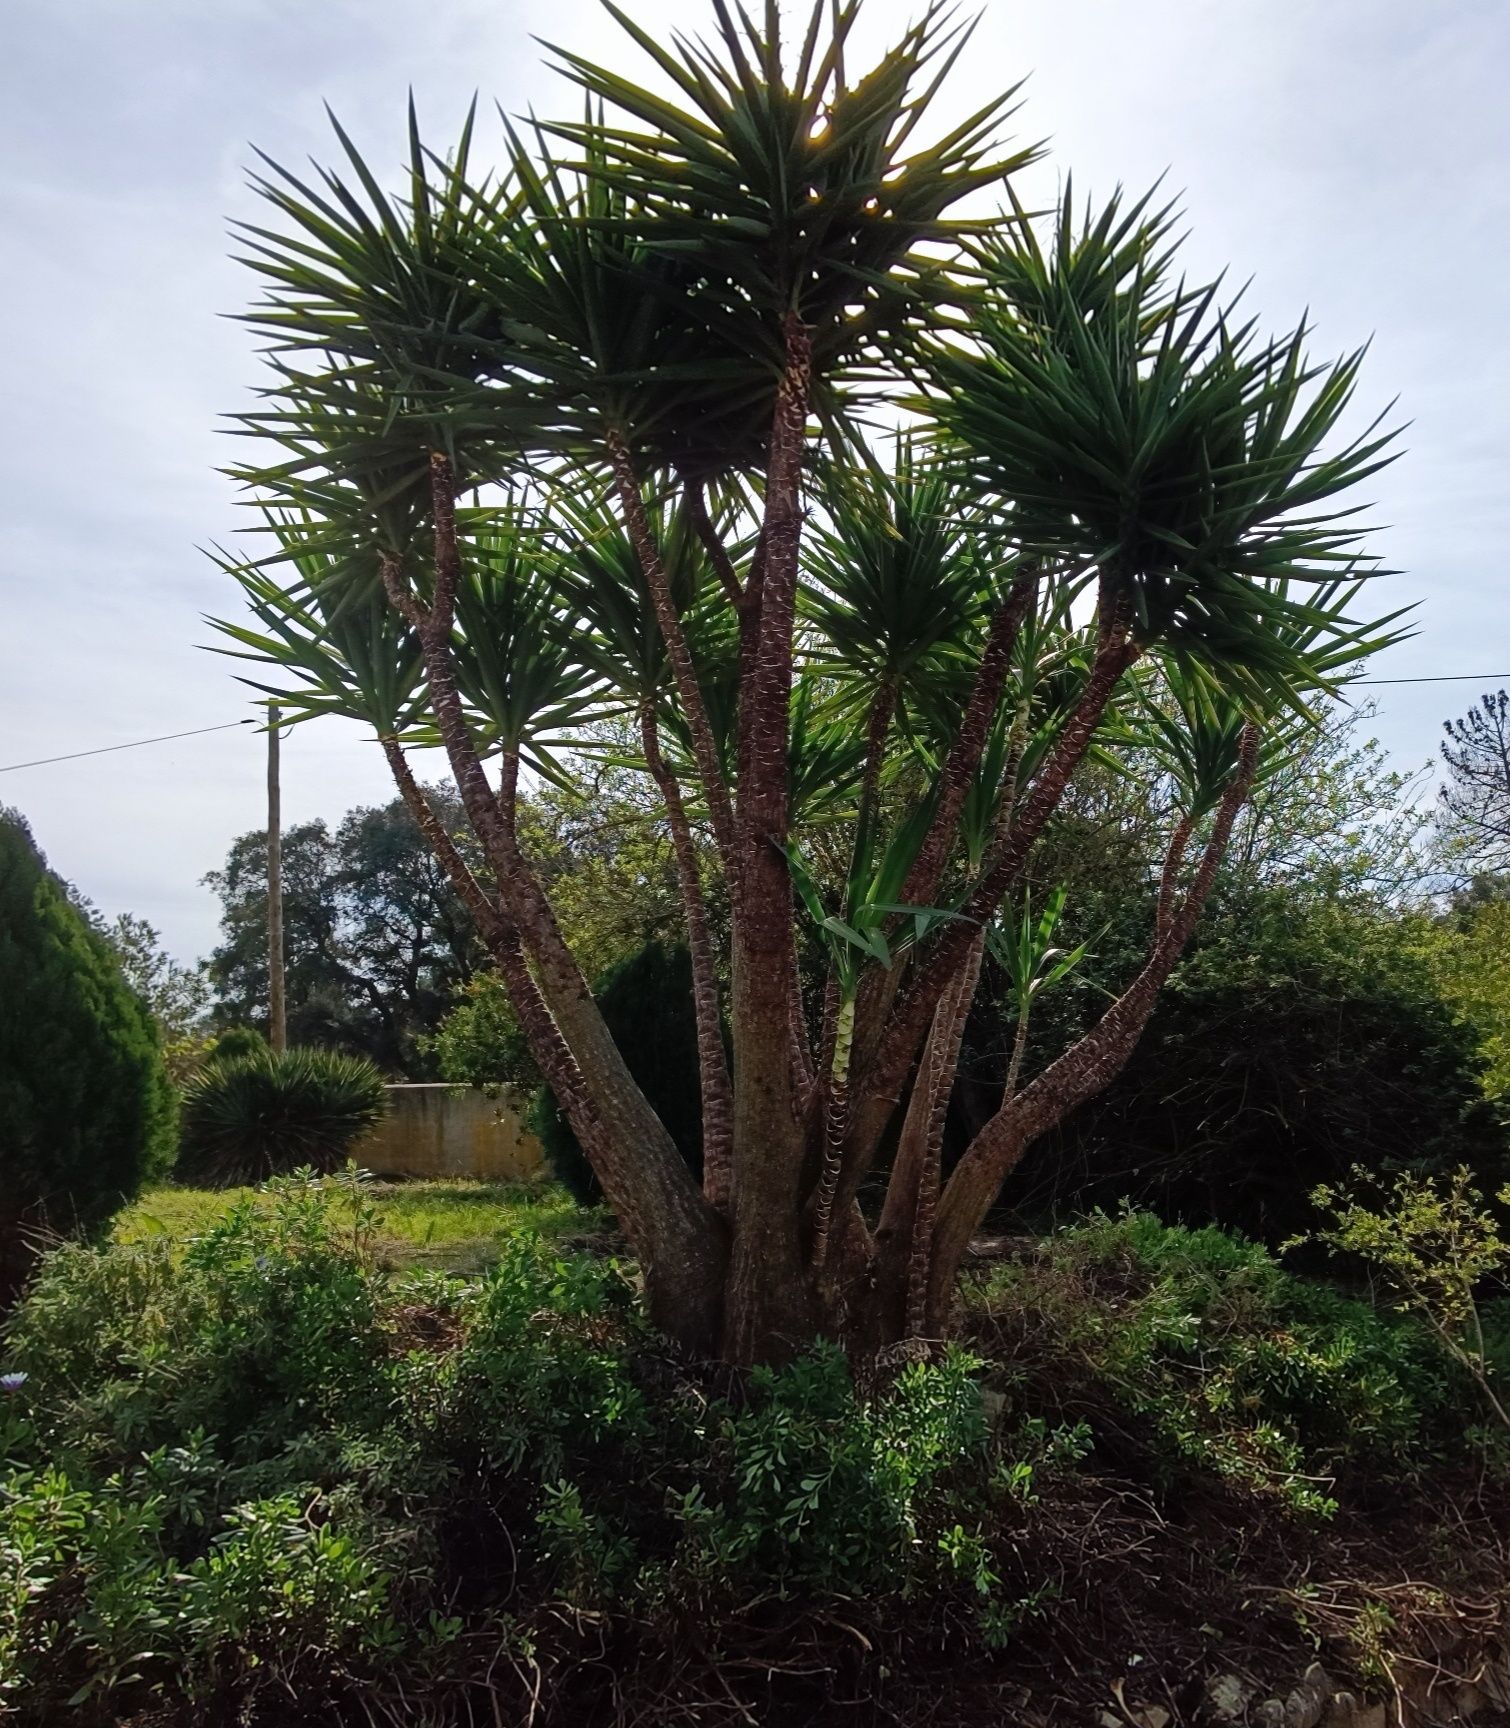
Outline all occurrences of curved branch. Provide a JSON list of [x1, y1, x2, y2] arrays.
[[925, 724, 1260, 1324], [606, 431, 739, 882], [840, 580, 1141, 1223]]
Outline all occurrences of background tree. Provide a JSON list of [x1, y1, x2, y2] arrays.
[[1440, 690, 1510, 871], [1417, 895, 1510, 1101], [959, 703, 1503, 1239], [98, 913, 213, 1081], [0, 810, 177, 1302], [204, 788, 485, 1072], [213, 0, 1402, 1360]]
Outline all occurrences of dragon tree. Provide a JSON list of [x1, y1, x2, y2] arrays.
[[214, 0, 1403, 1362]]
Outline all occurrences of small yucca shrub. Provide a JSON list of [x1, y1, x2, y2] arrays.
[[177, 1049, 387, 1186]]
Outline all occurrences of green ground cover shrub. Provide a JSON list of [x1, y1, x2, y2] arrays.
[[0, 1175, 1059, 1716], [966, 1212, 1506, 1516], [2, 1179, 1501, 1719], [176, 1046, 387, 1185]]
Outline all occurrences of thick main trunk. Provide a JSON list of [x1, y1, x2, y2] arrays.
[[725, 314, 816, 1364]]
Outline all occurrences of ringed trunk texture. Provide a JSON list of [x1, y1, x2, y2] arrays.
[[607, 433, 739, 879], [923, 728, 1260, 1327], [639, 703, 735, 1212], [725, 314, 817, 1363]]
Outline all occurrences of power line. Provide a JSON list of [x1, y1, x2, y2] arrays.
[[1357, 673, 1510, 686], [3, 668, 1509, 777], [0, 720, 255, 775]]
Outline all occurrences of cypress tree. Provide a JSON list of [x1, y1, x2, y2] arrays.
[[0, 809, 176, 1299]]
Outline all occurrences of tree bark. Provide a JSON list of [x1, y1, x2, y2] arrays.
[[724, 313, 817, 1364], [839, 581, 1140, 1232], [897, 574, 1037, 911], [640, 701, 735, 1213], [378, 476, 725, 1348], [923, 726, 1260, 1325], [607, 433, 740, 882]]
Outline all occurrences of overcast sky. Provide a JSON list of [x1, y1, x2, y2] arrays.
[[2, 0, 1507, 964]]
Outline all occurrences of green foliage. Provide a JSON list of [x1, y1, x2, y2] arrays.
[[531, 941, 705, 1204], [176, 1048, 387, 1186], [203, 790, 485, 1075], [1297, 1165, 1510, 1431], [967, 1213, 1489, 1517], [0, 1174, 1055, 1714], [1005, 888, 1509, 1243], [0, 810, 177, 1290], [211, 1024, 266, 1064], [0, 1175, 415, 1708], [1415, 897, 1510, 1098], [429, 973, 536, 1089]]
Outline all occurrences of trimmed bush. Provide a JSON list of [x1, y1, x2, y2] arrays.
[[176, 1048, 387, 1186], [211, 1024, 267, 1064], [531, 941, 705, 1203], [0, 810, 176, 1298]]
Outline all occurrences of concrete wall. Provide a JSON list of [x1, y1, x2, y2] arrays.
[[353, 1084, 545, 1183]]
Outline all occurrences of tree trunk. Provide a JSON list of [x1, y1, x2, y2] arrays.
[[377, 510, 728, 1350], [923, 729, 1259, 1324], [640, 702, 735, 1212], [724, 314, 818, 1363]]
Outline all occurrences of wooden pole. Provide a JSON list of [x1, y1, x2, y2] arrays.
[[267, 702, 287, 1054]]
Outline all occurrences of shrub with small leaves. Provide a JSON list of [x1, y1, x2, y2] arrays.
[[967, 1212, 1475, 1516], [1295, 1166, 1510, 1431]]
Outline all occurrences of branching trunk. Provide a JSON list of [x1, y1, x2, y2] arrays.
[[839, 581, 1140, 1232], [898, 574, 1038, 910], [922, 726, 1260, 1327], [377, 474, 724, 1348], [874, 930, 986, 1339]]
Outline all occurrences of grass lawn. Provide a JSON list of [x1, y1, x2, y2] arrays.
[[115, 1178, 604, 1274]]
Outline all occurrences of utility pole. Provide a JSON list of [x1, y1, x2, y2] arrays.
[[266, 702, 287, 1054]]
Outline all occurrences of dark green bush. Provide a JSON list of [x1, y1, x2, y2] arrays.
[[0, 810, 176, 1298], [176, 1047, 387, 1186], [531, 940, 706, 1203], [211, 1024, 267, 1064], [982, 891, 1510, 1243]]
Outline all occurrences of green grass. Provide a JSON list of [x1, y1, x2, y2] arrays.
[[115, 1178, 605, 1274]]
